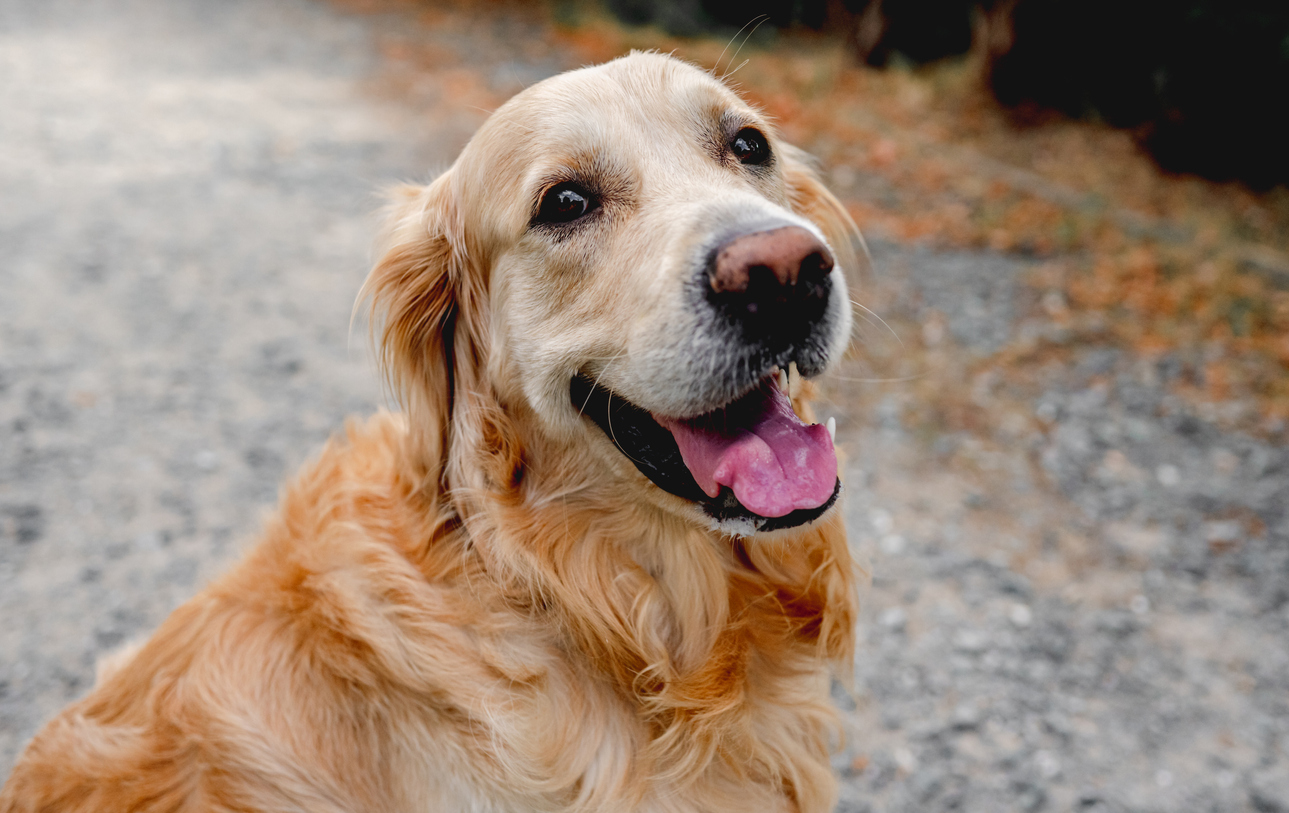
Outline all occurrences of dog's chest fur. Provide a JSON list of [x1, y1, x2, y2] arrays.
[[287, 414, 852, 813]]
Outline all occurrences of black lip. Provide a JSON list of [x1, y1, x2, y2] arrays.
[[570, 375, 840, 533]]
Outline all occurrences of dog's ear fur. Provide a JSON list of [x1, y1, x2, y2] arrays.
[[780, 144, 869, 293], [362, 174, 490, 494]]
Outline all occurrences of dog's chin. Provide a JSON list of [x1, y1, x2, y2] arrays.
[[569, 375, 841, 535]]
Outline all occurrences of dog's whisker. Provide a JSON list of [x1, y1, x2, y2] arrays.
[[577, 348, 627, 419], [604, 395, 645, 467], [577, 353, 635, 362], [720, 15, 769, 81], [723, 59, 751, 80], [712, 15, 765, 78], [849, 314, 899, 343], [472, 116, 535, 138], [849, 298, 903, 349], [821, 370, 929, 384]]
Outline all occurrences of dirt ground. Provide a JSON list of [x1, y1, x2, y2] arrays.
[[1, 0, 1286, 811]]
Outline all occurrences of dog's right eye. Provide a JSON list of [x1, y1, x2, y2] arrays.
[[534, 183, 598, 226]]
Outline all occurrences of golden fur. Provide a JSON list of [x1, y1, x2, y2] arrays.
[[1, 53, 862, 813]]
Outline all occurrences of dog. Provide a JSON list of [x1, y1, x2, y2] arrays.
[[1, 51, 863, 813]]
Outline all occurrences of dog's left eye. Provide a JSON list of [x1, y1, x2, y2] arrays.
[[535, 183, 598, 225], [731, 128, 771, 165]]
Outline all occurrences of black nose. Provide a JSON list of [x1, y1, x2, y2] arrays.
[[705, 226, 834, 338]]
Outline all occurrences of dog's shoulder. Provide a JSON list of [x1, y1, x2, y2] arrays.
[[0, 412, 500, 812]]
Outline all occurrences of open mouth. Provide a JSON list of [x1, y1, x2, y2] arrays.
[[570, 371, 840, 533]]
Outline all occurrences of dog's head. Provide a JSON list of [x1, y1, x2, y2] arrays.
[[365, 52, 862, 536]]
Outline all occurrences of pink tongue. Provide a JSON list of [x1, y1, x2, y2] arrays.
[[658, 385, 837, 518]]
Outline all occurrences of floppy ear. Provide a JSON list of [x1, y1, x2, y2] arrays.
[[361, 174, 489, 493], [780, 143, 870, 294]]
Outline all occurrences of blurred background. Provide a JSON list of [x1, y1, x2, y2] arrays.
[[1, 0, 1287, 810]]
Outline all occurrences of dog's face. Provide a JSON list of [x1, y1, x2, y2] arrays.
[[369, 52, 862, 536]]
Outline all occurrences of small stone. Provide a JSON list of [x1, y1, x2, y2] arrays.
[[1130, 595, 1150, 615], [1155, 464, 1181, 486], [954, 629, 989, 653], [879, 607, 907, 632], [1035, 749, 1061, 778], [1010, 604, 1033, 627], [893, 747, 918, 774], [195, 449, 219, 471], [1155, 769, 1174, 788], [880, 534, 906, 555], [1204, 520, 1242, 545], [951, 701, 982, 730], [870, 508, 894, 534]]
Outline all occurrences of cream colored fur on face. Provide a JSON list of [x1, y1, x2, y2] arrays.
[[1, 52, 862, 813]]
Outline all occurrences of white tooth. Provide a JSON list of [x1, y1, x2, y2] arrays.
[[778, 368, 789, 393], [826, 416, 836, 442], [788, 361, 801, 399]]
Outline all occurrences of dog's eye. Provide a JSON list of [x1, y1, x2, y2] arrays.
[[731, 128, 771, 165], [535, 183, 598, 225]]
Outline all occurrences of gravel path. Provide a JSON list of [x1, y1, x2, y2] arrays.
[[2, 2, 1286, 811], [0, 0, 432, 764]]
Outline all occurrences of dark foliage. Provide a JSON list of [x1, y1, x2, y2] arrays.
[[600, 0, 977, 61], [989, 0, 1289, 188]]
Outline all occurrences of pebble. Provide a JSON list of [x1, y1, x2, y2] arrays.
[[880, 534, 906, 555], [879, 607, 908, 632], [1204, 520, 1242, 544], [1009, 603, 1033, 627], [951, 701, 983, 730], [1035, 750, 1061, 779], [953, 629, 989, 653], [892, 747, 918, 774], [194, 450, 218, 471]]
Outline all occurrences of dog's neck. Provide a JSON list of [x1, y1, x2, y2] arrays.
[[400, 394, 857, 791]]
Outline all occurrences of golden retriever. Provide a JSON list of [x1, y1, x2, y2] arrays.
[[1, 51, 863, 813]]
